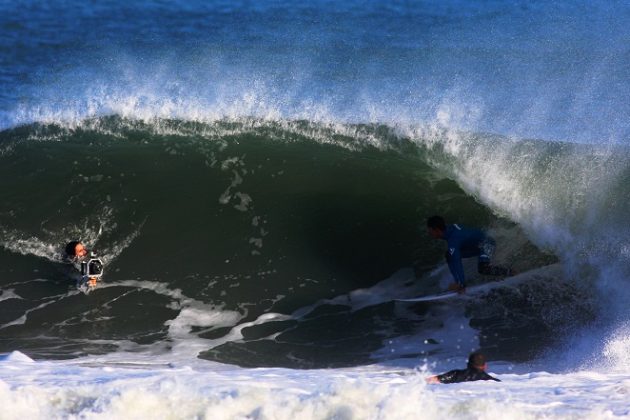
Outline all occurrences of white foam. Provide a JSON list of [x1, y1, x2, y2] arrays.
[[0, 351, 34, 363], [0, 294, 68, 330], [0, 352, 629, 419], [0, 289, 22, 302], [0, 206, 141, 267], [602, 323, 630, 373]]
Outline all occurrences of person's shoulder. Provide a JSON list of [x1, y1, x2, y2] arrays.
[[436, 368, 466, 383]]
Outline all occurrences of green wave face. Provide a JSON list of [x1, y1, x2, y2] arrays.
[[0, 116, 622, 366]]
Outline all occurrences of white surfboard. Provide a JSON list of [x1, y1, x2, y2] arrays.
[[396, 264, 562, 303], [396, 290, 462, 302], [396, 278, 508, 303]]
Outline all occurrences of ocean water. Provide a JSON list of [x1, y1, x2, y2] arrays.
[[1, 0, 629, 418]]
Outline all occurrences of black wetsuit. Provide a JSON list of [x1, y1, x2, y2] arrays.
[[436, 367, 500, 384]]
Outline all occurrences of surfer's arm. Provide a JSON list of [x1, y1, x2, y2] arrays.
[[445, 247, 466, 287]]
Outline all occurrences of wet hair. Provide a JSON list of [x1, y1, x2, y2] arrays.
[[427, 215, 446, 231], [65, 241, 81, 256], [468, 352, 486, 369]]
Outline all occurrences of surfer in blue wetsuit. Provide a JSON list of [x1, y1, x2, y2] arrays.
[[426, 352, 501, 384], [427, 215, 511, 292]]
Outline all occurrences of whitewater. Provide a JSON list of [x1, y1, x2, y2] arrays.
[[1, 0, 630, 419]]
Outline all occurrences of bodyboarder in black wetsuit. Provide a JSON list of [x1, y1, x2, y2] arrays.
[[426, 352, 501, 384]]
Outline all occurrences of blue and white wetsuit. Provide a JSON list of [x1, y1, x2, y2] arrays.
[[442, 224, 495, 288]]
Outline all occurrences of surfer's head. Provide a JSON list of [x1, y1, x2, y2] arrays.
[[427, 215, 446, 239], [74, 242, 87, 257], [467, 352, 487, 371], [65, 240, 87, 257]]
